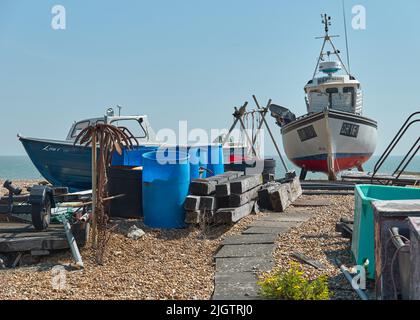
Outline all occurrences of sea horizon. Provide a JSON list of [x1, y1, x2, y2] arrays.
[[0, 154, 419, 181]]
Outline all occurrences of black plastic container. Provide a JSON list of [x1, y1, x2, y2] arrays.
[[224, 158, 276, 175], [108, 166, 143, 218]]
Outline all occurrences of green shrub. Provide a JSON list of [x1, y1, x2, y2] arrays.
[[257, 262, 330, 300]]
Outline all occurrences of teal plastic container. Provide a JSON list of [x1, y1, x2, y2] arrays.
[[206, 144, 224, 177], [352, 184, 420, 279], [142, 150, 190, 229]]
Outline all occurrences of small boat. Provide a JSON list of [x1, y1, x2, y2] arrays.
[[271, 14, 377, 180], [19, 109, 160, 191]]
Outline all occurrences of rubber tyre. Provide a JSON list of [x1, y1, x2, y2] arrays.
[[31, 197, 51, 230]]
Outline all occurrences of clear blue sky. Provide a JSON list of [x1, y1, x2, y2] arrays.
[[1, 0, 419, 156]]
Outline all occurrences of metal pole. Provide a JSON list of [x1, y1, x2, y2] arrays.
[[392, 137, 420, 176], [329, 38, 351, 75], [342, 0, 351, 73], [252, 109, 266, 145], [260, 114, 289, 172], [222, 118, 239, 145], [252, 95, 288, 172], [91, 132, 97, 248], [222, 102, 248, 145], [251, 96, 271, 145], [395, 143, 420, 181], [312, 38, 327, 79], [238, 117, 258, 157], [62, 217, 84, 269], [339, 263, 368, 300]]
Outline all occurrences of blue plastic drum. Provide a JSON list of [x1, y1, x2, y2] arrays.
[[188, 147, 200, 180], [158, 145, 207, 181], [188, 146, 208, 180], [206, 144, 224, 177], [142, 150, 190, 229], [112, 145, 159, 167]]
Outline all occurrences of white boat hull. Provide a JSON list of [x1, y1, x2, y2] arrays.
[[281, 110, 377, 179]]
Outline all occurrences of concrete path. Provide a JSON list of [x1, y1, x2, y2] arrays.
[[212, 208, 313, 300]]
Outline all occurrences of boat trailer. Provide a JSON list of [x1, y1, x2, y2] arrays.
[[0, 180, 58, 230], [0, 180, 91, 268]]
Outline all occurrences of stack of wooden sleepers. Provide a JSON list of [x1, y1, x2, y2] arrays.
[[184, 171, 302, 226], [257, 176, 302, 212]]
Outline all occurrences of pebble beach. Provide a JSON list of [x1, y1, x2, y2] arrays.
[[0, 180, 357, 300]]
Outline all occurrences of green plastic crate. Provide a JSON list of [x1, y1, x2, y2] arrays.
[[352, 184, 420, 279]]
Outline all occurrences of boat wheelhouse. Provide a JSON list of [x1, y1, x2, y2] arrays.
[[305, 70, 363, 115]]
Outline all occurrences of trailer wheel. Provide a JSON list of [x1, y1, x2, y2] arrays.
[[31, 196, 51, 230]]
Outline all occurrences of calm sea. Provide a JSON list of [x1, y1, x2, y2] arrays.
[[0, 155, 418, 181], [0, 156, 43, 180]]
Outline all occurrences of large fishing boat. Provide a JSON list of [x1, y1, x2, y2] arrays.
[[270, 14, 377, 180]]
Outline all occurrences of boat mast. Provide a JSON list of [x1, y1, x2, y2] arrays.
[[342, 0, 351, 74], [312, 14, 351, 80]]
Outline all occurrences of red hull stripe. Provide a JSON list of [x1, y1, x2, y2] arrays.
[[292, 154, 372, 173]]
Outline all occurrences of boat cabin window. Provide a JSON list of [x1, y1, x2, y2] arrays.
[[71, 121, 90, 138], [343, 87, 356, 107], [110, 119, 147, 139], [325, 88, 338, 94], [325, 88, 338, 109]]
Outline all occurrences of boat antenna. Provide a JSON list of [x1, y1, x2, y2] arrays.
[[312, 13, 350, 79], [117, 105, 122, 116], [342, 0, 351, 74], [323, 12, 331, 34]]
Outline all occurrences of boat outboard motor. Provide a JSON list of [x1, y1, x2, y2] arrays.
[[269, 104, 296, 127]]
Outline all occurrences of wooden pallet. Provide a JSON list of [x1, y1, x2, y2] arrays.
[[0, 222, 88, 253]]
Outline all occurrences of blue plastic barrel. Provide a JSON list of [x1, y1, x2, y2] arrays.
[[188, 146, 208, 180], [158, 145, 207, 181], [206, 144, 224, 177], [112, 145, 159, 167], [127, 145, 159, 166], [188, 147, 200, 180], [142, 150, 190, 229]]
